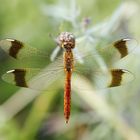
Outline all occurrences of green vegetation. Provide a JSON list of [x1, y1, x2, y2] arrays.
[[0, 0, 140, 140]]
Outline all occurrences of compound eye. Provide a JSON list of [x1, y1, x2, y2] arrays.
[[63, 43, 67, 48]]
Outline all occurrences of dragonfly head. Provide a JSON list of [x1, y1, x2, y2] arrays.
[[57, 32, 75, 50]]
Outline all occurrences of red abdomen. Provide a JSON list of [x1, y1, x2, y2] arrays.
[[64, 71, 71, 123]]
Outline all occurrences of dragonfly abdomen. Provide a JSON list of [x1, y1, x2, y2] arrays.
[[63, 51, 74, 123], [64, 71, 71, 123]]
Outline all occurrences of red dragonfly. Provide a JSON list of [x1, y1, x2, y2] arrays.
[[0, 32, 137, 123]]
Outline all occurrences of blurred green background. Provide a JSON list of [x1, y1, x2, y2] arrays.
[[0, 0, 140, 140]]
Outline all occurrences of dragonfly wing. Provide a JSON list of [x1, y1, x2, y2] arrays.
[[93, 69, 134, 89], [72, 69, 134, 90], [2, 68, 39, 88], [112, 38, 137, 58], [73, 38, 137, 67], [0, 39, 47, 60], [98, 38, 138, 64], [2, 67, 64, 91]]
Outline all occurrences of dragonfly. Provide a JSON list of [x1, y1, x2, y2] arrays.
[[0, 32, 137, 123]]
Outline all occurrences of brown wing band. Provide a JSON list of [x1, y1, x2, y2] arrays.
[[114, 39, 128, 58], [12, 69, 28, 87], [9, 40, 23, 59], [108, 69, 125, 87]]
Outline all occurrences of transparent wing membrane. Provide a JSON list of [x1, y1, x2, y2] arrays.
[[97, 38, 138, 65], [73, 38, 137, 65], [0, 38, 137, 91], [2, 67, 134, 91], [94, 69, 134, 89], [71, 69, 134, 90], [0, 39, 57, 60], [2, 67, 64, 91], [0, 38, 64, 67], [0, 38, 137, 64], [2, 68, 41, 88]]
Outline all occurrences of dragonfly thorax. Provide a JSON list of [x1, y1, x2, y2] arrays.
[[57, 32, 75, 50]]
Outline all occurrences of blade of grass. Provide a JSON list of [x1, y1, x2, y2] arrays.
[[72, 74, 140, 140], [19, 87, 59, 140], [0, 57, 63, 121]]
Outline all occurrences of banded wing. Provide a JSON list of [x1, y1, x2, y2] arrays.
[[0, 38, 137, 62], [2, 67, 64, 91], [0, 38, 64, 90], [97, 38, 137, 66], [2, 68, 134, 91], [94, 69, 134, 88], [97, 38, 136, 87], [75, 38, 137, 67], [73, 38, 137, 89], [100, 38, 137, 58], [0, 38, 137, 90], [0, 39, 49, 60], [71, 68, 134, 90]]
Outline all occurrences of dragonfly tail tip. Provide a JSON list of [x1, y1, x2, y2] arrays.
[[65, 119, 69, 124]]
